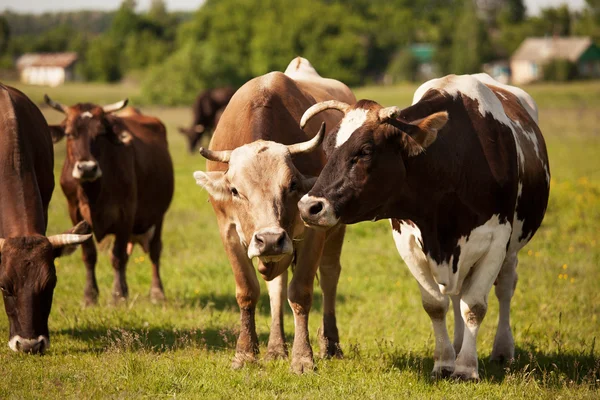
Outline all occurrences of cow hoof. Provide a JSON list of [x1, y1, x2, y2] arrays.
[[431, 368, 454, 380], [150, 287, 166, 304], [265, 348, 288, 361], [84, 291, 99, 307], [112, 294, 128, 305], [450, 370, 480, 382], [231, 352, 257, 370], [320, 343, 343, 359], [291, 356, 315, 374]]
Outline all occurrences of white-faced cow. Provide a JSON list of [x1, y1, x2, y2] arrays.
[[45, 97, 174, 305], [0, 84, 91, 353], [298, 74, 549, 380], [178, 87, 236, 153], [193, 57, 355, 373]]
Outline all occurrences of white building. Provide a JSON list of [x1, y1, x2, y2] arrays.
[[16, 52, 78, 87]]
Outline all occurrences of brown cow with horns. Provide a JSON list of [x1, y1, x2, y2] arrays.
[[0, 84, 91, 354], [45, 96, 174, 305], [193, 57, 355, 373]]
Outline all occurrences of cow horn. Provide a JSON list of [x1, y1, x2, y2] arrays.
[[44, 94, 68, 114], [0, 238, 4, 251], [300, 100, 351, 129], [288, 122, 326, 155], [47, 233, 92, 248], [198, 147, 231, 163], [378, 106, 402, 122], [102, 99, 129, 113]]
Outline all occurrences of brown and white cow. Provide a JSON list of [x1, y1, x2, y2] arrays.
[[0, 84, 90, 353], [178, 87, 236, 153], [298, 74, 550, 380], [193, 57, 355, 373], [45, 96, 174, 305]]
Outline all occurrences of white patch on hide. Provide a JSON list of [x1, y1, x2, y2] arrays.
[[335, 108, 369, 148]]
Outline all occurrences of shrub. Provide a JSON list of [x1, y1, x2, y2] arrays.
[[542, 59, 578, 82]]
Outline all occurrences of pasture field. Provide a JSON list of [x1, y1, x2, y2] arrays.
[[0, 80, 599, 399]]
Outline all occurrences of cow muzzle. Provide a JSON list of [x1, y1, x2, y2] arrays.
[[8, 335, 49, 354], [73, 161, 102, 181], [247, 227, 293, 261], [298, 195, 339, 228]]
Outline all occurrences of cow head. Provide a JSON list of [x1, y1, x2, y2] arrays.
[[297, 100, 448, 228], [0, 222, 91, 354], [45, 95, 132, 182], [193, 124, 325, 280]]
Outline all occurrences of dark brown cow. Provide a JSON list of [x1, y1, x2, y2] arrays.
[[45, 96, 174, 305], [0, 84, 90, 354], [298, 74, 549, 380], [193, 57, 355, 373], [178, 87, 236, 152]]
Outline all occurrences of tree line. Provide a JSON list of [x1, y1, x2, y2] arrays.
[[1, 0, 599, 105]]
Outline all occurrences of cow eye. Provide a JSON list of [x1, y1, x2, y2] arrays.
[[358, 146, 373, 157], [289, 180, 298, 192], [231, 187, 239, 197]]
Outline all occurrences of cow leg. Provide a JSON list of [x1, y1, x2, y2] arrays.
[[452, 295, 464, 355], [490, 253, 518, 362], [265, 270, 288, 360], [111, 234, 130, 302], [318, 224, 345, 359], [82, 237, 99, 306], [288, 229, 326, 374], [149, 218, 166, 303], [231, 262, 260, 369], [453, 243, 508, 381]]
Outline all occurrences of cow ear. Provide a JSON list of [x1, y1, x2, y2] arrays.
[[48, 125, 66, 143], [404, 111, 448, 157], [193, 171, 230, 201]]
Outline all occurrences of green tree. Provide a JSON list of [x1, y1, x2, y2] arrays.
[[450, 0, 492, 74]]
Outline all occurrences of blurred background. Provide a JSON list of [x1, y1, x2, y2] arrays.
[[0, 0, 598, 105]]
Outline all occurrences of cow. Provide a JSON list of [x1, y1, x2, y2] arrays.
[[0, 84, 91, 354], [44, 96, 174, 305], [193, 57, 356, 373], [297, 73, 550, 380], [178, 87, 236, 153]]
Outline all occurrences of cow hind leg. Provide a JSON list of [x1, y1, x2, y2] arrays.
[[82, 236, 99, 306], [420, 285, 455, 379], [265, 270, 288, 361], [451, 295, 464, 355], [491, 253, 518, 363], [317, 224, 345, 359], [149, 219, 166, 303]]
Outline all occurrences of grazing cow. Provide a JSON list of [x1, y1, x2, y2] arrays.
[[0, 84, 90, 354], [178, 87, 236, 152], [298, 74, 550, 380], [45, 96, 174, 305], [193, 57, 355, 373]]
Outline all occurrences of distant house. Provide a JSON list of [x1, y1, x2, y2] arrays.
[[16, 52, 78, 87], [511, 37, 600, 84]]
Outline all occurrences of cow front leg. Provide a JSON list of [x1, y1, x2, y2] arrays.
[[419, 285, 456, 379], [80, 235, 99, 306], [491, 254, 518, 362], [288, 230, 326, 374], [111, 235, 130, 302], [148, 219, 166, 303], [232, 277, 260, 369], [265, 270, 288, 360], [318, 224, 345, 359]]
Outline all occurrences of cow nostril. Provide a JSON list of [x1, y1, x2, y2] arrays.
[[15, 339, 22, 351], [309, 202, 323, 216], [276, 232, 286, 249], [90, 164, 97, 173], [255, 234, 265, 246], [76, 164, 84, 170]]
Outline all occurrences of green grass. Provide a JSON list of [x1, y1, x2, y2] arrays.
[[0, 81, 599, 399]]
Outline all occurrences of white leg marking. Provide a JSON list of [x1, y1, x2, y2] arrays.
[[491, 253, 518, 362]]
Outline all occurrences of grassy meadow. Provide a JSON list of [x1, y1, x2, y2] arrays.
[[0, 80, 599, 399]]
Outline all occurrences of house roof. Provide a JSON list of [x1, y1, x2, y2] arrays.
[[511, 37, 593, 62], [16, 52, 78, 69]]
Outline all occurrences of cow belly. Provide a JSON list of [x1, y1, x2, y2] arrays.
[[390, 215, 512, 297]]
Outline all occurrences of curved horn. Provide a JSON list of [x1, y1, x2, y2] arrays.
[[0, 238, 4, 252], [47, 233, 92, 248], [378, 106, 402, 122], [300, 100, 351, 129], [198, 147, 231, 163], [102, 99, 129, 113], [44, 94, 68, 114], [288, 122, 326, 155]]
